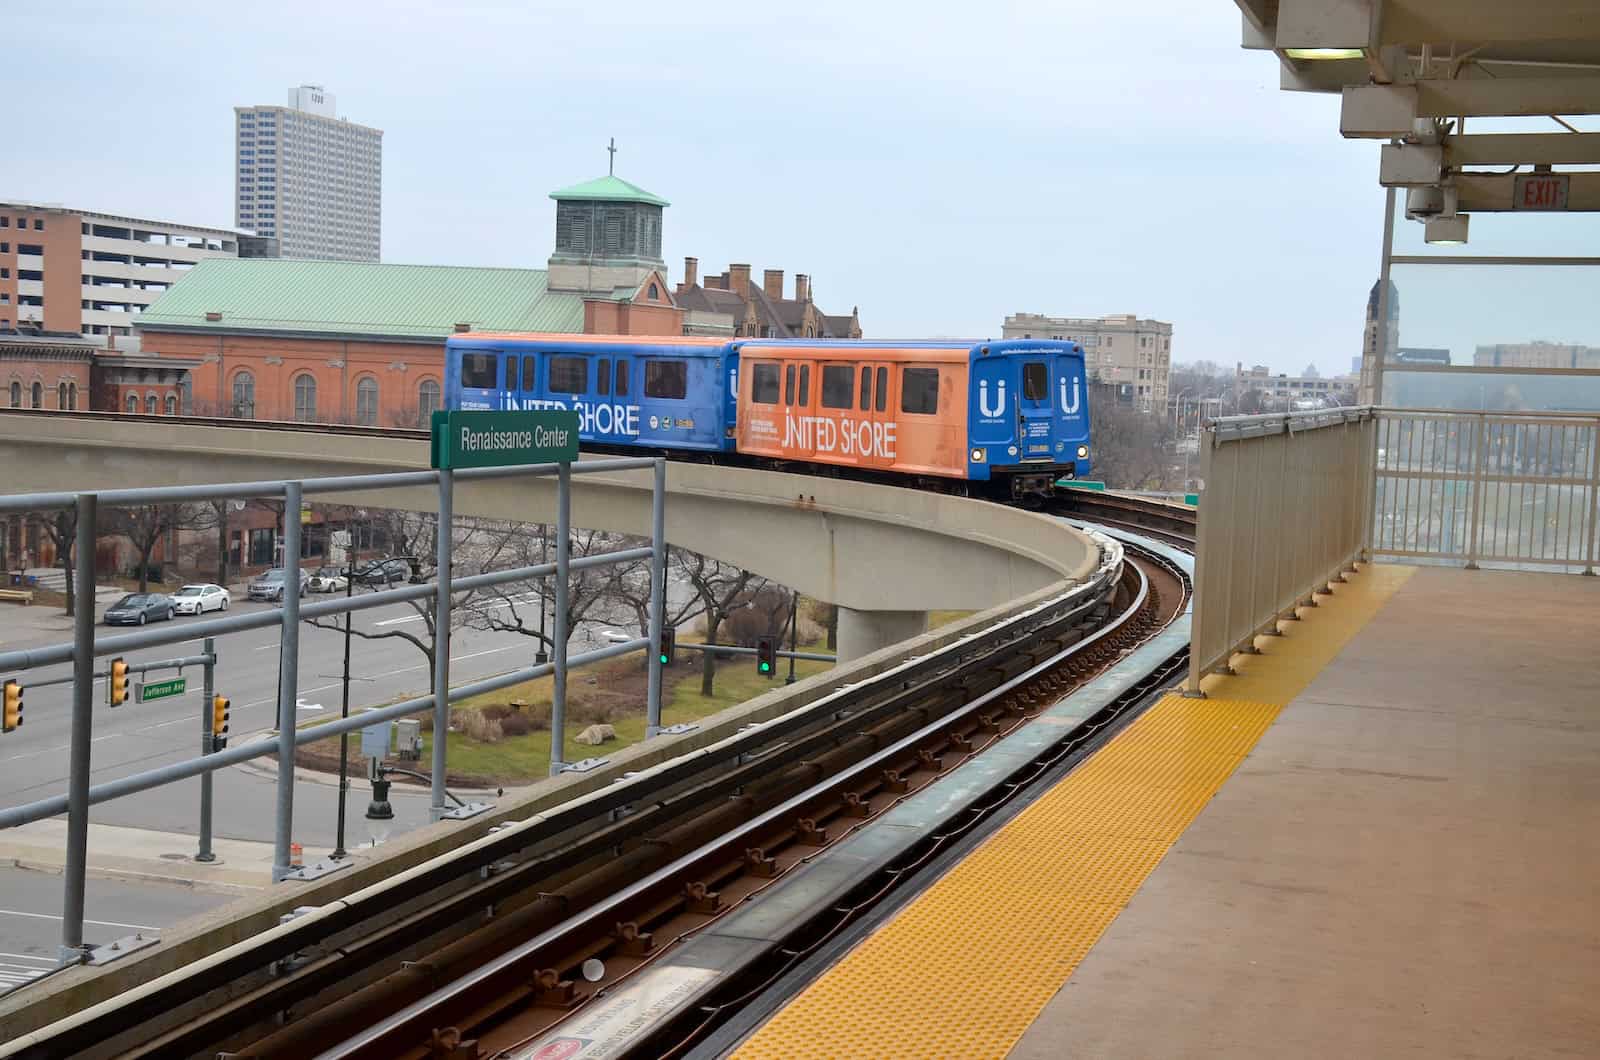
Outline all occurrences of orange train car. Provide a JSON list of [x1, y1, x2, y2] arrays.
[[734, 339, 1090, 497]]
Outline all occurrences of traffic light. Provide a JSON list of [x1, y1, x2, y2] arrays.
[[659, 628, 676, 666], [2, 680, 21, 733], [756, 636, 777, 677], [211, 695, 230, 748], [108, 657, 129, 706]]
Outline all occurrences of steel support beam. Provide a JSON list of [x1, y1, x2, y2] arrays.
[[1456, 171, 1600, 212], [1446, 132, 1600, 168]]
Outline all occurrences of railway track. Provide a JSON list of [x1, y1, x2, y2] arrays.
[[186, 544, 1188, 1060]]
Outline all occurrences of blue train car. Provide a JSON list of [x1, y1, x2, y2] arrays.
[[445, 333, 738, 452], [966, 339, 1091, 488]]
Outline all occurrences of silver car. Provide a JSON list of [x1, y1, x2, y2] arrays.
[[172, 584, 231, 615], [247, 568, 308, 602]]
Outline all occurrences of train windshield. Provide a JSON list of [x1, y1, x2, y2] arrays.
[[1022, 362, 1048, 400]]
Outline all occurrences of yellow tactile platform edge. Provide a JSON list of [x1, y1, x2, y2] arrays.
[[733, 564, 1414, 1060]]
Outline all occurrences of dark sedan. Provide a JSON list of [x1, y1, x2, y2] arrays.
[[354, 558, 416, 587], [103, 593, 175, 626]]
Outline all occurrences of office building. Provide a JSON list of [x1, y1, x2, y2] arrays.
[[1474, 341, 1600, 370], [0, 200, 241, 337], [234, 85, 383, 261], [1003, 312, 1172, 411]]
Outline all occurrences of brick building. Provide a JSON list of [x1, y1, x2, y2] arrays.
[[675, 258, 861, 338]]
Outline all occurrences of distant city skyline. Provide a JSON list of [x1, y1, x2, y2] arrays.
[[7, 2, 1597, 375]]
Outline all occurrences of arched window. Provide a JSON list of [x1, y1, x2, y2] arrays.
[[648, 282, 660, 301], [293, 373, 317, 421], [354, 377, 378, 425], [126, 392, 139, 414], [145, 393, 157, 415], [418, 379, 441, 419], [67, 382, 77, 411], [31, 382, 42, 409], [165, 394, 177, 416], [232, 370, 255, 418], [58, 382, 67, 409], [9, 381, 20, 407]]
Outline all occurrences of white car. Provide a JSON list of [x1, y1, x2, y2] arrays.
[[172, 583, 231, 615]]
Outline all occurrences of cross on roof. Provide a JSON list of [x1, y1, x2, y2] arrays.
[[607, 137, 616, 176]]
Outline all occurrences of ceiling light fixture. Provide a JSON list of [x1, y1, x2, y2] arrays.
[[1284, 47, 1365, 60], [1424, 214, 1470, 246]]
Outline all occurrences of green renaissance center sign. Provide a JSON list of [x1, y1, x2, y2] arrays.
[[431, 410, 581, 470]]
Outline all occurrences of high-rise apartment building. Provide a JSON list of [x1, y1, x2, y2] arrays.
[[234, 85, 383, 262], [0, 200, 241, 337], [1002, 312, 1173, 410]]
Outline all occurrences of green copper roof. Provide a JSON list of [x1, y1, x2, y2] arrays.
[[137, 259, 585, 338], [548, 175, 669, 207]]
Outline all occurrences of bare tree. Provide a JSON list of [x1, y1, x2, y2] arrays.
[[673, 553, 765, 696], [463, 526, 650, 659], [103, 503, 211, 591], [37, 510, 80, 616], [1088, 402, 1180, 491]]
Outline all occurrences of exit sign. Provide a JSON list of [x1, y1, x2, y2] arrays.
[[1512, 174, 1569, 211]]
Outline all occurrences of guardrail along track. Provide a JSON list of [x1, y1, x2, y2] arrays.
[[1048, 490, 1197, 550], [214, 548, 1186, 1060]]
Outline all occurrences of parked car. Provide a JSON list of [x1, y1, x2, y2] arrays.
[[103, 593, 175, 626], [354, 558, 415, 587], [306, 567, 349, 594], [247, 568, 309, 602], [171, 584, 231, 615]]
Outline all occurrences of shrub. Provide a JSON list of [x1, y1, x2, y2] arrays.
[[459, 710, 503, 744], [499, 712, 534, 737]]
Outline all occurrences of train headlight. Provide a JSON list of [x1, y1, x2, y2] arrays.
[[1077, 445, 1089, 459], [970, 448, 986, 463]]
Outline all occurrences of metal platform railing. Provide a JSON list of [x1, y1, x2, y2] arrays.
[[1371, 408, 1600, 573]]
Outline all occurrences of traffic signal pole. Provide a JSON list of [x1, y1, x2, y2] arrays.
[[61, 491, 96, 963], [196, 636, 216, 863]]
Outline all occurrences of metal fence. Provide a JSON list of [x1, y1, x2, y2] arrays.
[[1187, 407, 1376, 694], [1371, 408, 1600, 573], [0, 457, 667, 964]]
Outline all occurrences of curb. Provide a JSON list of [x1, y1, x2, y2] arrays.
[[6, 856, 268, 897]]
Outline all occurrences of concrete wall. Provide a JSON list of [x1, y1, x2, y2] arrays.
[[0, 415, 1097, 611]]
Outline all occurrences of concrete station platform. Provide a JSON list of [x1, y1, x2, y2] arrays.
[[733, 565, 1600, 1059]]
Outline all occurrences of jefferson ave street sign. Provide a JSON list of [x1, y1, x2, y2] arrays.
[[137, 677, 186, 702], [431, 410, 580, 469]]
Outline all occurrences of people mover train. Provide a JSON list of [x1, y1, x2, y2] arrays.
[[444, 333, 1090, 496]]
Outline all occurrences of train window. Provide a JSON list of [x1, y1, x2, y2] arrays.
[[859, 367, 871, 411], [1023, 362, 1048, 400], [504, 356, 518, 392], [615, 360, 629, 396], [875, 367, 887, 412], [821, 365, 853, 409], [460, 353, 497, 390], [751, 363, 780, 404], [550, 356, 587, 394], [901, 367, 940, 415], [784, 365, 795, 405], [597, 359, 611, 397], [522, 356, 537, 390], [798, 365, 810, 406], [645, 359, 687, 400]]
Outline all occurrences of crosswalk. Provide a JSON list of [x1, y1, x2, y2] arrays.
[[0, 951, 56, 993]]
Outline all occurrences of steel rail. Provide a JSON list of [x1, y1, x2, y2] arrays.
[[301, 556, 1166, 1060]]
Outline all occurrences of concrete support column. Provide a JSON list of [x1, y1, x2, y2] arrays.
[[836, 607, 929, 664]]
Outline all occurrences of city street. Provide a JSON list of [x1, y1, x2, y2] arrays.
[[0, 586, 648, 850]]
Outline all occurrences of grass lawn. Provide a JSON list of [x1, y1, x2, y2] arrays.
[[298, 637, 834, 786]]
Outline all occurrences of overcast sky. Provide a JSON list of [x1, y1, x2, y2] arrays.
[[11, 0, 1577, 376]]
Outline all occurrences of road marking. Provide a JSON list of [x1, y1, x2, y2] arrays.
[[239, 681, 342, 710], [254, 642, 280, 652], [374, 612, 426, 627], [295, 699, 323, 712], [1, 743, 68, 763], [451, 646, 518, 663], [0, 908, 159, 931]]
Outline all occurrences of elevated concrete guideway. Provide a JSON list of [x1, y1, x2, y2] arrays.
[[0, 413, 1099, 658]]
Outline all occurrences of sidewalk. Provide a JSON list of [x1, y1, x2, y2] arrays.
[[1, 819, 291, 894]]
